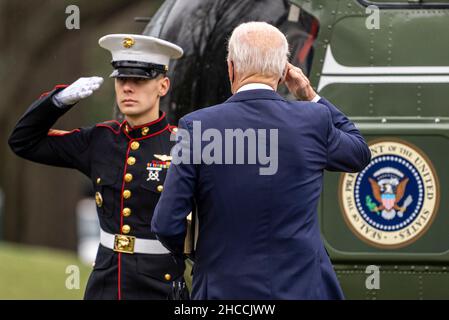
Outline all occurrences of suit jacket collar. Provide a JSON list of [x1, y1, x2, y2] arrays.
[[225, 89, 286, 104]]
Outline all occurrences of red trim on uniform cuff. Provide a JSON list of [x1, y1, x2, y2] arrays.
[[39, 84, 69, 99], [39, 91, 51, 99], [54, 84, 69, 89]]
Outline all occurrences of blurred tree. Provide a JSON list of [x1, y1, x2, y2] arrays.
[[0, 0, 162, 250]]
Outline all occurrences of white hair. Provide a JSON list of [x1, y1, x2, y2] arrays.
[[227, 21, 290, 79]]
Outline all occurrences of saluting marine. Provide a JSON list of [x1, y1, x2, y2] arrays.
[[8, 34, 188, 300]]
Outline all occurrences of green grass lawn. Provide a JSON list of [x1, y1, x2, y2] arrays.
[[0, 242, 194, 300], [0, 242, 91, 300]]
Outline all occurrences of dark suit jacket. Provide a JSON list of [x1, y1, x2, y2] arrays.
[[152, 89, 371, 299]]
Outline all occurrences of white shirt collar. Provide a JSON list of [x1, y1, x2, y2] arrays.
[[236, 83, 274, 93]]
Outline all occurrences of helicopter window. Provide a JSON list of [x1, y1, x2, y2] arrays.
[[143, 0, 320, 119]]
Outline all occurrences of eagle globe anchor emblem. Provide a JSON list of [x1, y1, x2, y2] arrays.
[[365, 167, 414, 220]]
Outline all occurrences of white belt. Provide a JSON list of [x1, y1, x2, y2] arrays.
[[100, 229, 170, 254]]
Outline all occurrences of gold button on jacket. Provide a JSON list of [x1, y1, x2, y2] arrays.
[[123, 190, 131, 199], [131, 141, 140, 150], [95, 192, 103, 207], [124, 173, 133, 183], [123, 208, 132, 217], [122, 225, 131, 234], [127, 157, 136, 166], [141, 127, 149, 136]]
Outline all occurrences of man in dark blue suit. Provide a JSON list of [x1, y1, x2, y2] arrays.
[[152, 22, 371, 299]]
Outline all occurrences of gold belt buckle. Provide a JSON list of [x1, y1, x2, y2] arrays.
[[114, 234, 136, 254]]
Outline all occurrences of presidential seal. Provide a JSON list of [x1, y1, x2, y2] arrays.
[[340, 139, 439, 249]]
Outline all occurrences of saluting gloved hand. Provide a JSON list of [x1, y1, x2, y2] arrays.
[[52, 76, 104, 108]]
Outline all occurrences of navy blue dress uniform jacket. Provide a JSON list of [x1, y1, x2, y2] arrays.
[[8, 86, 186, 300], [151, 89, 371, 300]]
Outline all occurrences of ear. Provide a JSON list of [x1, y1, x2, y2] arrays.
[[227, 60, 234, 83], [279, 63, 288, 84], [158, 76, 170, 97]]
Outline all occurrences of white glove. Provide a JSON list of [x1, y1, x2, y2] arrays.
[[52, 76, 104, 108]]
